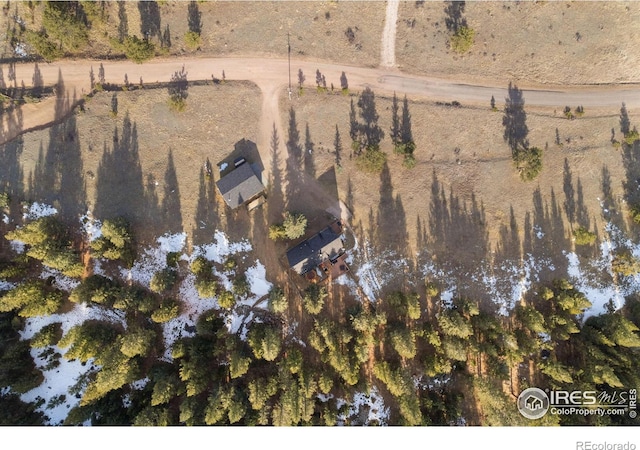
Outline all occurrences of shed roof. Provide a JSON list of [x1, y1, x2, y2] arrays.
[[216, 163, 265, 209], [286, 226, 344, 275]]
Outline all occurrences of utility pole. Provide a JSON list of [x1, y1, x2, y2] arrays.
[[287, 32, 292, 100]]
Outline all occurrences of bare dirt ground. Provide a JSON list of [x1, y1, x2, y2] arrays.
[[396, 1, 640, 86]]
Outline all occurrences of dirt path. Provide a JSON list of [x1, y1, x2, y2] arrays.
[[380, 0, 399, 68]]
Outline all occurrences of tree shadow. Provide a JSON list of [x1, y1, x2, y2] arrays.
[[317, 166, 339, 206], [32, 63, 43, 98], [0, 136, 24, 225], [192, 161, 217, 246], [427, 171, 490, 297], [143, 172, 162, 240], [138, 0, 161, 41], [187, 1, 202, 35], [444, 1, 467, 33], [619, 104, 640, 217], [285, 107, 304, 208], [29, 71, 85, 222], [162, 149, 183, 235], [333, 124, 342, 168], [601, 164, 627, 236], [356, 87, 383, 149], [117, 1, 128, 41], [94, 113, 145, 226], [304, 123, 315, 178], [267, 123, 285, 224], [528, 187, 569, 281], [502, 82, 529, 155]]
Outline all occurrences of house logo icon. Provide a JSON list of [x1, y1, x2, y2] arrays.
[[517, 387, 550, 419]]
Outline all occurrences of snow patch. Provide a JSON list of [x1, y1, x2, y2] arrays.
[[2, 213, 8, 224], [122, 232, 186, 288], [80, 211, 102, 242], [10, 240, 25, 254], [18, 302, 125, 425], [338, 386, 390, 425], [23, 202, 57, 220], [194, 230, 252, 264], [40, 268, 80, 293], [157, 232, 187, 254], [245, 261, 272, 298]]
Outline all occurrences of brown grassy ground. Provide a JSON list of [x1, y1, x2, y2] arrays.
[[18, 81, 262, 245], [282, 88, 634, 254], [396, 1, 640, 86], [1, 1, 385, 68]]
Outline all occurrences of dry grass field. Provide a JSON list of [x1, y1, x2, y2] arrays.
[[282, 88, 636, 255], [396, 1, 640, 86]]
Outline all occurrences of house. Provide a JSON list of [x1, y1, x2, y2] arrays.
[[216, 159, 266, 211], [286, 221, 348, 280]]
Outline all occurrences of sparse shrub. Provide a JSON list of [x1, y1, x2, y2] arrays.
[[450, 26, 475, 53], [514, 146, 543, 181], [612, 252, 640, 277], [268, 287, 287, 314], [151, 299, 179, 323], [218, 289, 235, 309], [425, 282, 439, 298], [122, 35, 155, 64], [356, 146, 387, 173], [573, 227, 596, 246], [302, 284, 327, 315], [191, 256, 212, 276], [0, 192, 9, 209], [232, 275, 250, 299], [575, 106, 584, 117], [184, 31, 201, 51], [195, 278, 217, 298], [150, 268, 177, 293], [90, 217, 135, 267], [223, 257, 237, 272], [564, 106, 574, 120], [31, 323, 62, 348], [269, 212, 307, 241], [624, 128, 639, 145]]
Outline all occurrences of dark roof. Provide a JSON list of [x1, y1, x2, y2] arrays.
[[216, 163, 265, 209], [286, 226, 344, 275]]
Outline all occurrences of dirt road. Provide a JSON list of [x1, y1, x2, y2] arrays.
[[380, 0, 399, 68], [3, 55, 640, 150]]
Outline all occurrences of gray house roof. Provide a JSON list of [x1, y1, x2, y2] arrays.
[[216, 163, 265, 209], [286, 226, 344, 275]]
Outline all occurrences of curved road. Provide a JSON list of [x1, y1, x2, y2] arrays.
[[2, 55, 640, 163]]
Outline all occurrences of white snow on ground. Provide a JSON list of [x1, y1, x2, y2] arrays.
[[481, 257, 534, 316], [161, 273, 217, 361], [2, 213, 8, 224], [23, 202, 57, 220], [79, 211, 102, 242], [0, 280, 15, 291], [195, 230, 252, 264], [40, 268, 80, 293], [20, 346, 98, 426], [160, 232, 272, 358], [338, 386, 390, 425], [18, 303, 125, 425], [130, 377, 150, 390], [245, 261, 272, 298], [157, 232, 187, 253], [10, 240, 25, 253], [122, 232, 187, 288]]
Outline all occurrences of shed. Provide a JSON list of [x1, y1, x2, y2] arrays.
[[216, 162, 265, 210]]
